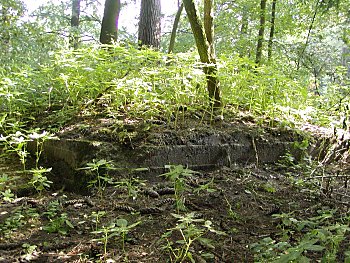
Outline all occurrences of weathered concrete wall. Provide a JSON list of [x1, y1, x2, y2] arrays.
[[27, 128, 326, 192]]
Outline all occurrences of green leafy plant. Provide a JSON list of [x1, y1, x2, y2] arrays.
[[1, 188, 14, 202], [223, 195, 240, 221], [250, 237, 291, 262], [28, 167, 53, 194], [251, 236, 324, 263], [91, 218, 140, 257], [90, 211, 106, 231], [278, 153, 297, 167], [311, 223, 349, 262], [193, 177, 216, 194], [273, 238, 325, 263], [43, 213, 74, 235], [161, 212, 226, 263], [160, 165, 198, 212], [42, 201, 74, 235], [21, 243, 38, 261], [28, 130, 58, 169], [0, 130, 56, 194], [78, 159, 114, 197], [0, 131, 30, 170], [345, 250, 350, 263], [113, 177, 146, 200], [261, 183, 277, 193], [0, 130, 57, 169], [0, 207, 39, 239], [0, 173, 20, 191], [0, 209, 25, 238], [252, 210, 350, 262]]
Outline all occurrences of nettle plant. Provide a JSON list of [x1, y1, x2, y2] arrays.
[[161, 212, 226, 263], [251, 209, 350, 262], [78, 159, 114, 197], [160, 165, 199, 212], [1, 42, 339, 131], [91, 218, 140, 258], [0, 206, 39, 239], [113, 176, 147, 200], [0, 130, 57, 194], [42, 200, 74, 235], [36, 46, 208, 123], [219, 55, 312, 127], [0, 131, 30, 170]]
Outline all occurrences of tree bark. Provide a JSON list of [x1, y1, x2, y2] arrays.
[[99, 0, 121, 44], [183, 0, 221, 110], [168, 3, 184, 54], [255, 0, 267, 65], [239, 9, 248, 58], [204, 0, 215, 59], [70, 0, 81, 49], [267, 0, 277, 61], [1, 5, 10, 47], [138, 0, 161, 49]]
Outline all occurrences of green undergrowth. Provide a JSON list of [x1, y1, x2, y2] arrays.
[[1, 44, 347, 137], [251, 209, 350, 262]]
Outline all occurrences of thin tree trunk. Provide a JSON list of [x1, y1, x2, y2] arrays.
[[168, 3, 184, 54], [182, 0, 209, 62], [204, 0, 215, 58], [255, 0, 267, 65], [100, 0, 121, 44], [239, 9, 248, 58], [70, 0, 81, 49], [267, 0, 277, 61], [204, 0, 220, 109], [297, 0, 320, 69], [183, 0, 221, 110], [138, 0, 161, 49], [1, 6, 10, 47]]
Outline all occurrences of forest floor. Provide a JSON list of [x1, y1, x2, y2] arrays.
[[1, 112, 350, 263]]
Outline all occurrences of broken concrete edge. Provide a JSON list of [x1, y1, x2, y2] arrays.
[[22, 128, 336, 193]]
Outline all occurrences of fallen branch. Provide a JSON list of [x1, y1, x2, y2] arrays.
[[305, 175, 350, 180]]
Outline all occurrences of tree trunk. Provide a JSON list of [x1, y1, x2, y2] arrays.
[[1, 5, 10, 47], [168, 3, 184, 54], [70, 0, 81, 49], [297, 0, 320, 69], [100, 0, 121, 44], [255, 0, 267, 65], [267, 0, 277, 61], [138, 0, 161, 49], [204, 0, 215, 59], [183, 0, 221, 110], [239, 9, 248, 58]]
